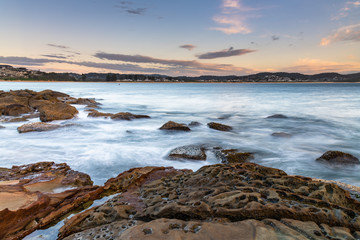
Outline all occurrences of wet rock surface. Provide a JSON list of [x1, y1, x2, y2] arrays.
[[0, 162, 101, 240], [215, 149, 254, 163], [160, 121, 191, 131], [17, 122, 62, 133], [316, 151, 360, 165], [168, 145, 207, 160], [207, 122, 232, 132], [39, 102, 78, 122], [59, 162, 360, 240]]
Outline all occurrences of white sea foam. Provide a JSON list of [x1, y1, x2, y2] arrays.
[[1, 82, 360, 186]]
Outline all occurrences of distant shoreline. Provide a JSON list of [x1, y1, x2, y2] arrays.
[[1, 80, 359, 84]]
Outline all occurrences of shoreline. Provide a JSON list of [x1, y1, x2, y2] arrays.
[[0, 80, 359, 84]]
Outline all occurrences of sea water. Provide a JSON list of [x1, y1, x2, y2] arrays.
[[1, 82, 360, 187]]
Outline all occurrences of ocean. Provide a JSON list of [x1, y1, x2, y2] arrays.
[[1, 82, 360, 187]]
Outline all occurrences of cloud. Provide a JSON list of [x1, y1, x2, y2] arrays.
[[115, 1, 147, 15], [333, 1, 360, 20], [47, 44, 69, 49], [94, 52, 246, 72], [179, 44, 196, 51], [41, 54, 68, 59], [212, 0, 258, 35], [197, 47, 255, 59], [281, 58, 360, 74], [126, 8, 146, 15], [271, 35, 280, 41], [321, 24, 360, 46], [0, 55, 254, 76]]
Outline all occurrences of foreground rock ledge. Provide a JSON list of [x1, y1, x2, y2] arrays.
[[59, 162, 360, 240], [0, 162, 101, 240]]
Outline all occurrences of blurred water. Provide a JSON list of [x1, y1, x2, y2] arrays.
[[1, 82, 360, 186]]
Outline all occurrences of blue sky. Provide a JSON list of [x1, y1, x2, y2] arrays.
[[0, 0, 359, 76]]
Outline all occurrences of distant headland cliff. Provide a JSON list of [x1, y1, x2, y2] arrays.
[[1, 64, 360, 83]]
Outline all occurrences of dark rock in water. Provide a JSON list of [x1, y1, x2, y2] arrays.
[[0, 162, 99, 240], [271, 132, 292, 138], [188, 121, 201, 127], [59, 162, 360, 240], [0, 125, 4, 129], [316, 151, 360, 165], [17, 122, 62, 133], [267, 114, 288, 119], [111, 112, 150, 120], [207, 122, 232, 132], [168, 145, 206, 160], [160, 121, 190, 131], [3, 112, 40, 123], [85, 104, 100, 109], [216, 149, 254, 163], [39, 102, 79, 122]]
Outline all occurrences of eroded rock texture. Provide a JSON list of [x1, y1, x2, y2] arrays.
[[59, 163, 360, 240], [0, 162, 102, 240]]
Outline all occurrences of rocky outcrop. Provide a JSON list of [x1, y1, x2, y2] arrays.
[[168, 145, 207, 160], [59, 162, 360, 239], [0, 89, 101, 123], [316, 151, 360, 165], [0, 162, 101, 240], [17, 122, 62, 133], [271, 132, 292, 138], [267, 114, 288, 119], [87, 110, 150, 120], [39, 102, 78, 122], [207, 122, 232, 132], [159, 121, 190, 131]]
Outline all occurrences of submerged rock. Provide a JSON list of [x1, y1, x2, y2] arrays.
[[168, 145, 207, 160], [0, 125, 4, 129], [160, 121, 191, 131], [59, 162, 360, 240], [17, 122, 62, 133], [207, 122, 232, 132], [111, 112, 150, 120], [271, 132, 292, 138], [267, 114, 288, 119], [188, 121, 202, 127], [0, 162, 100, 240], [316, 151, 360, 165], [87, 110, 150, 120]]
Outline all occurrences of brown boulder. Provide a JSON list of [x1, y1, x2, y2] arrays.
[[0, 162, 100, 240], [316, 151, 360, 165], [0, 94, 29, 114], [17, 122, 62, 133], [39, 102, 78, 122], [2, 103, 32, 116], [159, 121, 190, 131], [207, 122, 232, 131]]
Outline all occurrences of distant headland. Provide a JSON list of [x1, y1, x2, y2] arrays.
[[1, 64, 359, 83]]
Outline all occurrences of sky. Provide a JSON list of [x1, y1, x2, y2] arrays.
[[0, 0, 359, 76]]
